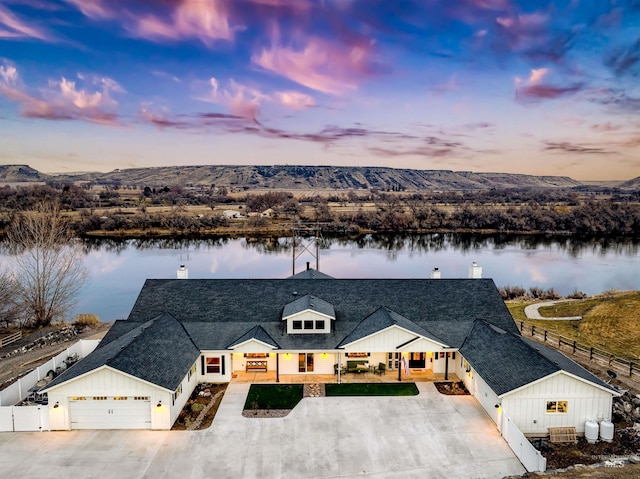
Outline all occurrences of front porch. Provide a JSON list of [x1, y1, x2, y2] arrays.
[[231, 369, 460, 384]]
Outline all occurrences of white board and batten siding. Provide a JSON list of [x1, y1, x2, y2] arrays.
[[342, 326, 444, 353], [47, 363, 199, 430], [199, 352, 232, 382], [501, 372, 614, 435], [278, 352, 336, 375], [285, 310, 332, 334]]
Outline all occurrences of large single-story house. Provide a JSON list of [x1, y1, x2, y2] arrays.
[[43, 268, 619, 433]]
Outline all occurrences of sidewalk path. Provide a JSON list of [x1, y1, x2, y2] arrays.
[[524, 300, 582, 321]]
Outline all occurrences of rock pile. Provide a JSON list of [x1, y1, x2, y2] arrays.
[[0, 327, 78, 360], [613, 391, 640, 424]]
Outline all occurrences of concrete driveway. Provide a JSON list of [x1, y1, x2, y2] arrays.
[[0, 383, 525, 478]]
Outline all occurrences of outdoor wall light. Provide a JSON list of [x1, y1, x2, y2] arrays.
[[494, 404, 501, 409], [156, 401, 162, 408], [53, 402, 59, 409]]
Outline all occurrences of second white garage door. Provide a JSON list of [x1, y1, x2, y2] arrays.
[[69, 396, 152, 429]]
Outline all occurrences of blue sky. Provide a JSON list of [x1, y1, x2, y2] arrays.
[[1, 0, 639, 180]]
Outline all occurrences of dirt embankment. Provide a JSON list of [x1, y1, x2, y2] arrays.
[[0, 323, 112, 390]]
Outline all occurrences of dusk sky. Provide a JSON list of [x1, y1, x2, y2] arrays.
[[1, 0, 639, 180]]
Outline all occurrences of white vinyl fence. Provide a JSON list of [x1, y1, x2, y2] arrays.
[[0, 339, 99, 432], [503, 416, 547, 472]]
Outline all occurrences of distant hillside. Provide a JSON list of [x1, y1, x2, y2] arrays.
[[51, 165, 583, 191], [0, 165, 48, 183], [618, 176, 640, 190]]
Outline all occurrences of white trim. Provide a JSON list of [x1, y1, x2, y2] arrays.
[[498, 370, 620, 399], [44, 365, 173, 394], [341, 324, 449, 349], [228, 338, 277, 350], [282, 309, 335, 321]]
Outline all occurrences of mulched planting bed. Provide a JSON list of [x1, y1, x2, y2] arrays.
[[172, 383, 227, 430], [434, 381, 470, 395]]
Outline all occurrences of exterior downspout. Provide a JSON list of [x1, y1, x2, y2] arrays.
[[276, 353, 280, 383]]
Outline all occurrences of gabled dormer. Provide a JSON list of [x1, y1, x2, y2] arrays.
[[282, 294, 335, 334]]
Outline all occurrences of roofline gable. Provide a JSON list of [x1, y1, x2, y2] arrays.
[[340, 323, 449, 349], [281, 309, 335, 321], [498, 370, 620, 398], [42, 365, 174, 393], [228, 338, 279, 350]]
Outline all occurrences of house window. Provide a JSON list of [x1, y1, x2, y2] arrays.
[[315, 320, 325, 330], [134, 396, 149, 401], [304, 320, 314, 330], [246, 353, 267, 358], [546, 401, 568, 414], [113, 396, 128, 401], [173, 385, 182, 405], [92, 396, 107, 401], [188, 363, 196, 380], [71, 396, 86, 400], [292, 320, 302, 330], [387, 352, 399, 369], [206, 357, 221, 374]]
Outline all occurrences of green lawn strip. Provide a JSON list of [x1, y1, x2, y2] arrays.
[[243, 384, 304, 410], [325, 383, 419, 396]]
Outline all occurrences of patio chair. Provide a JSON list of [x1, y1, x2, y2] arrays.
[[375, 362, 386, 375]]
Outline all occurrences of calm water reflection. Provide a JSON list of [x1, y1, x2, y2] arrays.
[[3, 234, 639, 322]]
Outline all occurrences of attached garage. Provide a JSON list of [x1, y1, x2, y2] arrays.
[[69, 396, 152, 430]]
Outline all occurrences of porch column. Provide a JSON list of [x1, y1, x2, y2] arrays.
[[398, 354, 401, 382], [276, 353, 280, 383], [444, 352, 449, 380], [337, 352, 341, 384]]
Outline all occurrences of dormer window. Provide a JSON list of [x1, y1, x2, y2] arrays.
[[282, 293, 336, 334]]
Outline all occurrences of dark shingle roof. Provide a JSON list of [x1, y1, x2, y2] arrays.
[[339, 306, 445, 347], [127, 278, 515, 349], [282, 294, 336, 319], [228, 325, 279, 349], [43, 313, 200, 392], [288, 268, 335, 279], [459, 320, 618, 396]]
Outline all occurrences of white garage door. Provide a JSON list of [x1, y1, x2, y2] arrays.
[[69, 396, 152, 429]]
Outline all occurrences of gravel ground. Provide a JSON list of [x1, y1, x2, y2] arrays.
[[0, 323, 112, 390]]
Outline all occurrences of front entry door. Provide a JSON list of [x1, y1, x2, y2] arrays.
[[298, 353, 314, 372], [408, 352, 426, 368]]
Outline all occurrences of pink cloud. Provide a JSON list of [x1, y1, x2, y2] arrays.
[[252, 37, 375, 95], [515, 68, 582, 101], [133, 0, 233, 45], [0, 4, 53, 41], [207, 78, 265, 122], [62, 0, 112, 19], [275, 90, 315, 109], [0, 65, 122, 125]]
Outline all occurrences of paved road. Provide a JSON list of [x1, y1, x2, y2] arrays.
[[524, 301, 582, 321], [0, 382, 525, 479]]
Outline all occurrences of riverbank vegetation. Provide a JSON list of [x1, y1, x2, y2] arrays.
[[0, 183, 639, 238]]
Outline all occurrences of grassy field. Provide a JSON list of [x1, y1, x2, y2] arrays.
[[507, 291, 640, 359]]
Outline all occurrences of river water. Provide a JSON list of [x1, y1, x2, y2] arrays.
[[3, 234, 640, 322]]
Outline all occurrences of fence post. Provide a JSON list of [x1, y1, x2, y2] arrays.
[[573, 341, 576, 354], [630, 362, 633, 378], [531, 325, 535, 337], [544, 330, 547, 342], [590, 347, 594, 360], [520, 321, 524, 332], [558, 336, 561, 348]]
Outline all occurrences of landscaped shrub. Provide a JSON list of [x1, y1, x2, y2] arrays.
[[74, 313, 100, 328]]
